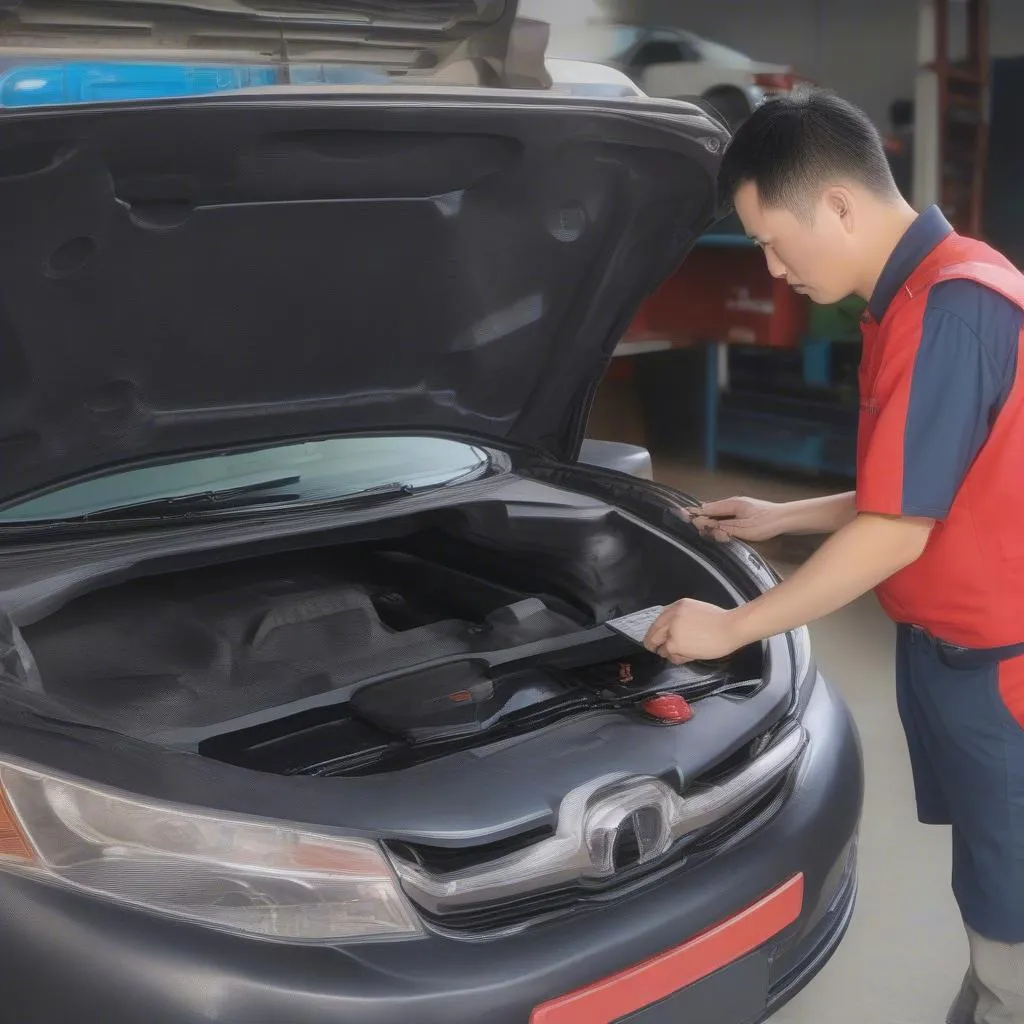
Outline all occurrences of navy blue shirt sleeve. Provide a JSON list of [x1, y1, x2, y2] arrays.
[[901, 279, 1022, 518]]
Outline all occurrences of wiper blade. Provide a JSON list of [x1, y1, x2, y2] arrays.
[[337, 481, 416, 501], [78, 476, 303, 521], [4, 477, 437, 532], [75, 478, 422, 524]]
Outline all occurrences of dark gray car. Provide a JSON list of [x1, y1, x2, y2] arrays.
[[0, 2, 862, 1021]]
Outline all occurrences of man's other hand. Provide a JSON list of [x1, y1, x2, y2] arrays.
[[643, 599, 744, 663], [682, 496, 787, 543]]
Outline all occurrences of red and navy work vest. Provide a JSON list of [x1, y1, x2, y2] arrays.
[[858, 213, 1024, 649]]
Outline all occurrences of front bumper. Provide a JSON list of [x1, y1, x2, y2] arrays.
[[0, 675, 862, 1024]]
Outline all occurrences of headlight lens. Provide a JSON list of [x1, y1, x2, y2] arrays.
[[0, 761, 421, 942]]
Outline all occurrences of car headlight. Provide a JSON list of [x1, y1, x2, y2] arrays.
[[0, 761, 421, 942]]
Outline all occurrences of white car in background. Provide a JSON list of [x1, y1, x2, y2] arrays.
[[543, 21, 808, 128]]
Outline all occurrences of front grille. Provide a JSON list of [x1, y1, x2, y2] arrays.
[[387, 826, 552, 875], [685, 774, 795, 866], [419, 885, 585, 934], [406, 771, 794, 935]]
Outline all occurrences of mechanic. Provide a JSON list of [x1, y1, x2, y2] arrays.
[[643, 89, 1024, 1024]]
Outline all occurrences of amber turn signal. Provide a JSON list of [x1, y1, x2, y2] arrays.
[[0, 786, 33, 862]]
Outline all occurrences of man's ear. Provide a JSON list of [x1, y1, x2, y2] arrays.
[[824, 187, 856, 233]]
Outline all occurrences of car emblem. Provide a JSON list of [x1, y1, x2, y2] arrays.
[[583, 780, 675, 877], [391, 725, 809, 917]]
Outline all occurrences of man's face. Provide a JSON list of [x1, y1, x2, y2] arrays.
[[732, 180, 858, 305]]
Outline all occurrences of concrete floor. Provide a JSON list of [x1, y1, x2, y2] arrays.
[[653, 459, 969, 1024]]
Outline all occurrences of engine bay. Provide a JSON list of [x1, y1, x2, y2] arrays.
[[199, 629, 757, 777], [15, 499, 765, 774]]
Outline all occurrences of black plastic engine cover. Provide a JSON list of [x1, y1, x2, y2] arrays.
[[350, 662, 570, 744]]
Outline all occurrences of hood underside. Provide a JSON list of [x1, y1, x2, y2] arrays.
[[0, 90, 725, 505]]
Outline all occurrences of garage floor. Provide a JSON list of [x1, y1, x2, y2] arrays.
[[653, 459, 968, 1024]]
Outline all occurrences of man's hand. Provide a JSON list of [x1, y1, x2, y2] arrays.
[[645, 512, 933, 663], [684, 497, 787, 543], [643, 599, 743, 663], [681, 492, 857, 543]]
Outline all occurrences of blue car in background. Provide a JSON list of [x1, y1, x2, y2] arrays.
[[0, 61, 384, 106]]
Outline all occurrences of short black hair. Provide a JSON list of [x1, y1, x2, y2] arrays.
[[718, 89, 899, 217]]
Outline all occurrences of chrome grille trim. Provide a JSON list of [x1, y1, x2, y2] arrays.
[[391, 722, 807, 917]]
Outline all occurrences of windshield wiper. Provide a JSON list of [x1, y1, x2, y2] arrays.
[[73, 478, 424, 524], [77, 476, 304, 521]]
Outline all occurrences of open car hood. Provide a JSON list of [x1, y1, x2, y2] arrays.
[[0, 86, 725, 506]]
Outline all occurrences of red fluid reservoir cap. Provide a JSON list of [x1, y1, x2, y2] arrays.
[[641, 694, 694, 723]]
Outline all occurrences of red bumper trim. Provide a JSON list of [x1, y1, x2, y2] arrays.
[[529, 873, 805, 1024]]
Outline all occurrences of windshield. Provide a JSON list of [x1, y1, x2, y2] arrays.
[[0, 436, 491, 523]]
